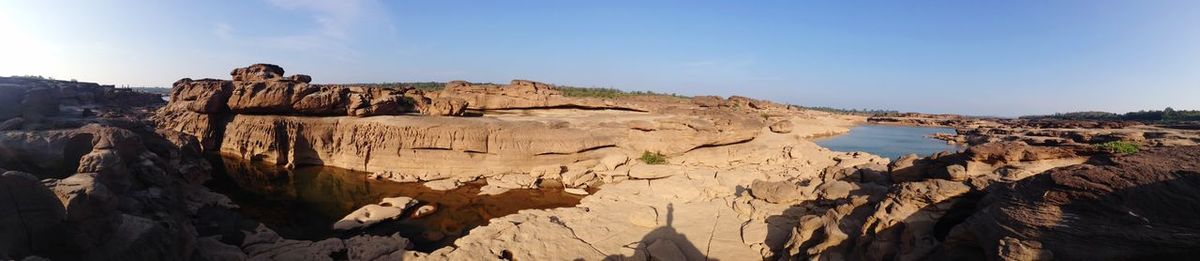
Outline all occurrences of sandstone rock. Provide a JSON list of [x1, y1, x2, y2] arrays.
[[410, 204, 437, 219], [749, 180, 811, 204], [345, 233, 411, 260], [945, 164, 967, 181], [564, 188, 589, 195], [478, 184, 512, 195], [628, 164, 676, 179], [423, 179, 462, 191], [333, 197, 418, 230], [769, 120, 793, 134], [168, 79, 232, 113], [0, 171, 66, 258], [242, 224, 346, 260], [288, 74, 312, 83], [888, 153, 923, 182], [423, 97, 468, 116], [53, 173, 120, 247], [230, 63, 284, 82], [645, 239, 688, 261], [853, 179, 971, 261], [944, 146, 1200, 260], [691, 96, 722, 107], [89, 214, 186, 260], [488, 174, 538, 189]]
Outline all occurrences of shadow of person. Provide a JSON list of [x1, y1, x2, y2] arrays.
[[604, 203, 716, 261]]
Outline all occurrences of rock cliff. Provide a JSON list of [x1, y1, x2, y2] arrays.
[[157, 64, 768, 188]]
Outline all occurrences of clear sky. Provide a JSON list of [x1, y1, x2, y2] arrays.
[[2, 0, 1197, 116]]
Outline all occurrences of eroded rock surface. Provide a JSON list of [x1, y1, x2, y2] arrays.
[[158, 64, 771, 188], [945, 146, 1200, 260]]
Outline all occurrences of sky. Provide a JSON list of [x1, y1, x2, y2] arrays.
[[1, 0, 1197, 116]]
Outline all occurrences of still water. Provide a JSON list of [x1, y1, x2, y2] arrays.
[[206, 157, 584, 252], [815, 125, 963, 160]]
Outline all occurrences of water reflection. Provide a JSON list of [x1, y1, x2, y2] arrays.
[[815, 125, 963, 160], [206, 156, 585, 252]]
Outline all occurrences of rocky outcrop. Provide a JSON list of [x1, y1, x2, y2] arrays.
[[333, 197, 420, 230], [0, 171, 66, 259], [920, 117, 1200, 147], [0, 123, 229, 260], [158, 64, 767, 189], [437, 79, 647, 111], [0, 76, 164, 130], [944, 146, 1200, 260], [885, 142, 1087, 184]]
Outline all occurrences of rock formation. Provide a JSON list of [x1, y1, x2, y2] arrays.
[[8, 64, 1198, 260], [0, 76, 163, 131], [157, 64, 769, 190], [945, 146, 1200, 260], [333, 197, 419, 230]]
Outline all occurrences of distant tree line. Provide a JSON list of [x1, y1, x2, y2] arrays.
[[556, 86, 688, 99], [346, 82, 456, 92], [793, 106, 900, 116], [1021, 108, 1200, 122], [347, 81, 689, 99], [9, 75, 73, 81]]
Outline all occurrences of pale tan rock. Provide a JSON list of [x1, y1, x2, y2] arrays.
[[769, 120, 793, 134], [333, 197, 418, 230], [422, 179, 461, 191], [564, 188, 589, 195], [478, 184, 512, 195], [628, 164, 676, 179], [410, 204, 437, 219]]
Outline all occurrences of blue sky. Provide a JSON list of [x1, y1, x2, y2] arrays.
[[2, 1, 1197, 116]]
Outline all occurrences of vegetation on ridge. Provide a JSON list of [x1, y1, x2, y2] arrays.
[[1097, 141, 1139, 155], [639, 151, 667, 165], [558, 86, 688, 99], [1021, 107, 1200, 122], [792, 105, 900, 116]]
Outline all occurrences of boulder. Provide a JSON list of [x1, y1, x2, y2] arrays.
[[333, 197, 418, 230], [769, 120, 793, 134], [888, 154, 924, 182], [230, 63, 285, 82], [168, 79, 232, 113], [0, 171, 66, 258], [749, 180, 811, 204], [945, 164, 968, 181], [424, 97, 468, 116]]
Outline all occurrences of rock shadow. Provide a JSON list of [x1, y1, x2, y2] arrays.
[[942, 151, 1200, 260], [604, 203, 715, 261], [759, 177, 985, 261]]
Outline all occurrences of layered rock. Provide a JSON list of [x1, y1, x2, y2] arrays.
[[437, 79, 648, 111], [0, 123, 227, 260], [158, 64, 768, 189], [944, 146, 1200, 260], [0, 76, 164, 130]]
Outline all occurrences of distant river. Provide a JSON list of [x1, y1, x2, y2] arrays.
[[815, 125, 963, 160]]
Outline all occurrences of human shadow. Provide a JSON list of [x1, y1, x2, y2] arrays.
[[603, 203, 715, 261]]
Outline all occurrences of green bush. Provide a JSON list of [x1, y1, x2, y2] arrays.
[[639, 151, 667, 165], [1097, 141, 1139, 154]]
